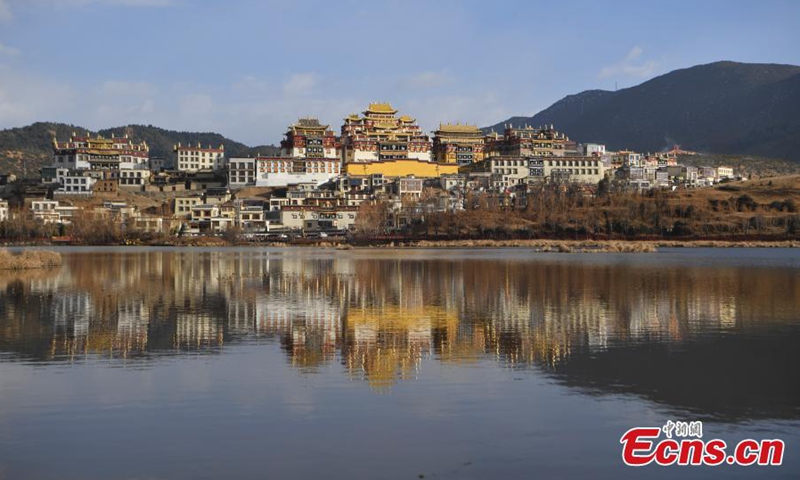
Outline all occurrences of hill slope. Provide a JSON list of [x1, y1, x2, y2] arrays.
[[0, 122, 279, 177], [486, 61, 800, 161]]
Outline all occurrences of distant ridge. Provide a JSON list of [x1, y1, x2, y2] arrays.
[[486, 61, 800, 161], [0, 122, 279, 176]]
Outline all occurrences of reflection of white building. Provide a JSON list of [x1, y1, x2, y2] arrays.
[[52, 292, 92, 337], [176, 313, 222, 348], [228, 298, 256, 334], [117, 299, 149, 350], [256, 296, 341, 345]]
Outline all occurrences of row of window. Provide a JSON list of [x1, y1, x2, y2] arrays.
[[290, 213, 355, 220], [181, 151, 222, 157], [547, 160, 600, 167]]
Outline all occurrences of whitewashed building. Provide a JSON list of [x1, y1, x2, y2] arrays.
[[228, 158, 256, 189], [175, 143, 226, 172]]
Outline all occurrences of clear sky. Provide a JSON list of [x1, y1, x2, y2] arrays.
[[0, 0, 798, 145]]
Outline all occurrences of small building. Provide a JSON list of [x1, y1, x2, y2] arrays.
[[203, 187, 232, 205], [0, 173, 16, 186], [228, 157, 256, 188], [0, 200, 9, 222], [173, 196, 203, 218], [30, 199, 60, 224], [583, 143, 606, 156], [236, 204, 266, 230], [717, 166, 734, 179], [439, 173, 467, 191], [54, 170, 96, 195], [279, 206, 359, 231], [54, 205, 81, 224], [254, 156, 341, 187], [134, 216, 165, 234], [149, 156, 172, 173], [460, 156, 529, 190], [94, 176, 118, 193], [393, 176, 424, 198], [174, 143, 226, 172], [210, 216, 235, 232], [191, 204, 220, 222], [538, 156, 605, 185], [118, 169, 151, 188]]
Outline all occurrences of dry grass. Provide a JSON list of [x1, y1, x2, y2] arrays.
[[405, 239, 799, 252], [0, 249, 63, 270]]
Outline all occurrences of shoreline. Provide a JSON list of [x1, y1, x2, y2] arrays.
[[357, 239, 800, 252], [3, 238, 799, 252]]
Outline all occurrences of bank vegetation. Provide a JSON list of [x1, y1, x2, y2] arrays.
[[0, 249, 62, 270]]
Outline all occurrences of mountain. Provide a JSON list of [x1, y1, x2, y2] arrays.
[[0, 122, 279, 177], [486, 61, 800, 161]]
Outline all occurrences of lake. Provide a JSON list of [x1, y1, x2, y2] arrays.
[[0, 247, 798, 479]]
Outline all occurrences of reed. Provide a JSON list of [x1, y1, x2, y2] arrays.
[[0, 249, 63, 270]]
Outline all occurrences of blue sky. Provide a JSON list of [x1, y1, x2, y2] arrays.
[[0, 0, 798, 145]]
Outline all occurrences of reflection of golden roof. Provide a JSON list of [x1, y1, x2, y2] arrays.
[[366, 102, 397, 114], [346, 305, 456, 330]]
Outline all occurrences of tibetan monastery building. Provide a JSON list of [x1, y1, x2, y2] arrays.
[[485, 124, 568, 158], [280, 117, 339, 159], [340, 102, 458, 178], [230, 118, 342, 188], [52, 133, 149, 171], [432, 123, 486, 165]]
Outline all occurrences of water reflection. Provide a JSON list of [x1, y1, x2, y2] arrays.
[[0, 248, 798, 420]]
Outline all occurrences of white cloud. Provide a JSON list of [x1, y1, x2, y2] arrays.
[[178, 93, 214, 126], [598, 46, 660, 79], [625, 45, 644, 62], [100, 80, 156, 97], [398, 71, 453, 89], [232, 75, 271, 95], [282, 73, 317, 96], [0, 42, 19, 56], [0, 64, 76, 127], [404, 91, 509, 132]]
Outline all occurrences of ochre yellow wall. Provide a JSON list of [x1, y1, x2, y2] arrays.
[[344, 160, 459, 178]]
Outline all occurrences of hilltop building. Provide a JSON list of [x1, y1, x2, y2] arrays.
[[340, 103, 432, 163], [460, 155, 606, 189], [174, 143, 226, 172], [340, 103, 458, 178], [432, 123, 486, 165], [229, 118, 342, 189], [280, 117, 338, 158], [52, 133, 149, 171], [485, 124, 567, 158]]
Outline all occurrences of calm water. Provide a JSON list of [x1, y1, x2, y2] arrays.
[[0, 247, 798, 479]]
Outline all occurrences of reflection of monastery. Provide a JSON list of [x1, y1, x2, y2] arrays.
[[0, 253, 793, 386]]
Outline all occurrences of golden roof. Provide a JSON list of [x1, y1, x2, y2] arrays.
[[366, 102, 397, 114], [293, 117, 328, 130], [436, 123, 481, 134], [399, 115, 415, 123]]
